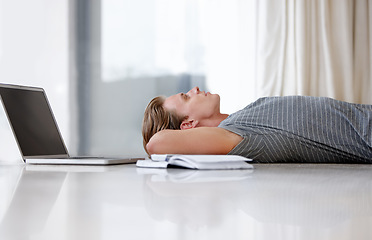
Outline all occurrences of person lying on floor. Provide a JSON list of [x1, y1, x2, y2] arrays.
[[142, 87, 372, 163]]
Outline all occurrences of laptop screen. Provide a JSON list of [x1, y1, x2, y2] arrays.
[[0, 86, 68, 157]]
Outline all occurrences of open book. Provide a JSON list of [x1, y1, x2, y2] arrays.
[[136, 154, 253, 170]]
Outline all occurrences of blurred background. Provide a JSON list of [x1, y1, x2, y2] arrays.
[[0, 0, 371, 161]]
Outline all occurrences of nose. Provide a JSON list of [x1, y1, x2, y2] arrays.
[[187, 86, 200, 96]]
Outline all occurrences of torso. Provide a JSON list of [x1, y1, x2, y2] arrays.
[[218, 96, 372, 163]]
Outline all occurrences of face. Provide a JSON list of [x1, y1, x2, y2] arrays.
[[163, 86, 221, 125]]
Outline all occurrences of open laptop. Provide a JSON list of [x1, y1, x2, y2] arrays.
[[0, 83, 144, 165]]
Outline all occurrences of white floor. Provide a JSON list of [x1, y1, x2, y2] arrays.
[[0, 162, 371, 240]]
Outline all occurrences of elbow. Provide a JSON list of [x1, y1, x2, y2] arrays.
[[145, 140, 156, 155], [146, 133, 165, 155], [146, 130, 174, 155]]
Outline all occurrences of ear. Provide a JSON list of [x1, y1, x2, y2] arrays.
[[180, 119, 199, 130]]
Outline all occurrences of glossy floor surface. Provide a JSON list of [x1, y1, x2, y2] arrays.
[[0, 162, 371, 240]]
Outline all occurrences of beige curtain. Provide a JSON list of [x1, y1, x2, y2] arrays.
[[255, 0, 372, 104]]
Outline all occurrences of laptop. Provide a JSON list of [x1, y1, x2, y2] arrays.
[[0, 83, 144, 165]]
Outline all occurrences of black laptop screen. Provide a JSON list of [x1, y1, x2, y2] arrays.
[[0, 86, 68, 157]]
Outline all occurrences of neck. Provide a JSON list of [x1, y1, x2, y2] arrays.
[[200, 113, 229, 127]]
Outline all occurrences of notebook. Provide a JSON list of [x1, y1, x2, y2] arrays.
[[0, 83, 144, 165]]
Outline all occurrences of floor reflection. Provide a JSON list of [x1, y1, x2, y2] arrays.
[[140, 165, 372, 230], [140, 168, 253, 228], [0, 167, 66, 239], [1, 164, 371, 240]]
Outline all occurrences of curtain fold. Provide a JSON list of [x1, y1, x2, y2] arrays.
[[256, 0, 372, 104]]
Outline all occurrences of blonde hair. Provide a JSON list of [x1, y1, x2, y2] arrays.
[[142, 96, 186, 154]]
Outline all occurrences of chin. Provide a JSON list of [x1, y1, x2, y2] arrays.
[[212, 94, 221, 108]]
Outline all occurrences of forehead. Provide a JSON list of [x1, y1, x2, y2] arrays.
[[163, 93, 184, 112]]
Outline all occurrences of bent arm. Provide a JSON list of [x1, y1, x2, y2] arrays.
[[146, 127, 243, 155]]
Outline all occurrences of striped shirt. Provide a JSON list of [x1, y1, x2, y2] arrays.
[[218, 96, 372, 163]]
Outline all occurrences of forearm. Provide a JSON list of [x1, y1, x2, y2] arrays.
[[146, 127, 242, 155]]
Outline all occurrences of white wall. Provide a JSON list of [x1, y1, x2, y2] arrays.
[[0, 0, 68, 162]]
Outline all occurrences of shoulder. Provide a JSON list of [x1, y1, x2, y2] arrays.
[[146, 127, 242, 155]]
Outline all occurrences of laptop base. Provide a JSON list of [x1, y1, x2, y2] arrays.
[[25, 157, 140, 165]]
